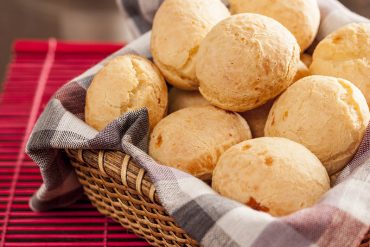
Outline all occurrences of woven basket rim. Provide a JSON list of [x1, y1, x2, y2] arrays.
[[65, 149, 159, 203], [65, 149, 199, 246]]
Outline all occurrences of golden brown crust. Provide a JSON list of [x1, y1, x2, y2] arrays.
[[265, 75, 370, 175], [212, 137, 330, 216], [149, 106, 252, 177], [196, 13, 300, 112], [310, 23, 370, 105], [85, 54, 168, 131], [229, 0, 320, 51], [151, 0, 230, 90]]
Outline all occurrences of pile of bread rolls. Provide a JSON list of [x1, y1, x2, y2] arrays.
[[85, 0, 370, 217]]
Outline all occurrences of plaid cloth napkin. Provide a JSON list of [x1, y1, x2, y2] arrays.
[[27, 1, 370, 246]]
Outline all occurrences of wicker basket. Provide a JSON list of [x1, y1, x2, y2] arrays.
[[65, 149, 370, 247], [65, 149, 198, 246]]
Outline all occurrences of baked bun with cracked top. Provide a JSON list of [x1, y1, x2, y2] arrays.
[[85, 54, 168, 131], [229, 0, 320, 51], [265, 75, 370, 175], [151, 0, 230, 90], [310, 23, 370, 106], [149, 106, 252, 179], [212, 137, 330, 216], [196, 13, 300, 112]]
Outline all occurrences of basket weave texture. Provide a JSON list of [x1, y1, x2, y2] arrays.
[[65, 149, 370, 247], [65, 149, 198, 246]]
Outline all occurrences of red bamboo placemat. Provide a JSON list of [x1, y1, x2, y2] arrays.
[[0, 39, 149, 247]]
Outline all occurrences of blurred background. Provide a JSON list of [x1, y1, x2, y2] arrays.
[[0, 0, 369, 87]]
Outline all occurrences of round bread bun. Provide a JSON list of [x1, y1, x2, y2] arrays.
[[229, 0, 320, 51], [85, 54, 168, 131], [196, 13, 300, 112], [151, 0, 230, 90], [240, 100, 273, 138], [212, 137, 330, 216], [265, 75, 370, 175], [301, 53, 313, 67], [149, 106, 252, 179], [293, 61, 310, 82], [168, 88, 210, 113], [310, 23, 370, 105]]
